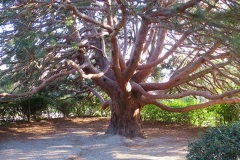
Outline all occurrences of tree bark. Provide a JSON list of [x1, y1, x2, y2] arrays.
[[105, 93, 144, 138]]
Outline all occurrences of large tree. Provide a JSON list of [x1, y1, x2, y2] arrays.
[[0, 0, 240, 137]]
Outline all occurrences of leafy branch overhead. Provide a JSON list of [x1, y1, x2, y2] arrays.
[[0, 0, 240, 137]]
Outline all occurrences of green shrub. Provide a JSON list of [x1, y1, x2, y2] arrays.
[[216, 104, 240, 124], [187, 122, 240, 160], [141, 98, 240, 126], [0, 101, 23, 121], [55, 99, 77, 118], [141, 104, 190, 123], [141, 98, 194, 123], [69, 89, 110, 117], [19, 95, 51, 121]]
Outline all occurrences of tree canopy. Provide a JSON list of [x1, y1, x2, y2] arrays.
[[0, 0, 240, 137]]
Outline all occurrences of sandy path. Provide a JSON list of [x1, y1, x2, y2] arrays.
[[0, 117, 204, 160]]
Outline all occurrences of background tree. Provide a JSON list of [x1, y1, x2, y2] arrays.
[[19, 94, 51, 121], [0, 0, 240, 137]]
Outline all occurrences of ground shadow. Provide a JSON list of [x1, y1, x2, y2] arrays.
[[0, 117, 205, 160]]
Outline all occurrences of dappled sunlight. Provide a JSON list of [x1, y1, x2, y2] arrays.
[[79, 135, 189, 160], [113, 153, 162, 160], [113, 153, 184, 160], [0, 140, 79, 160], [0, 117, 204, 160]]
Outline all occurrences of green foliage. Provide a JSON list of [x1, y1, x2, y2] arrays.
[[19, 94, 52, 121], [230, 34, 240, 52], [0, 94, 105, 122], [142, 98, 193, 123], [54, 96, 110, 118], [0, 76, 14, 92], [188, 104, 240, 127], [68, 96, 110, 117], [71, 42, 79, 51], [0, 101, 22, 122], [204, 4, 240, 54], [55, 98, 76, 118], [49, 38, 57, 47], [53, 93, 107, 118], [187, 122, 240, 160], [65, 16, 75, 27], [212, 104, 240, 125], [151, 61, 174, 82], [141, 98, 240, 126]]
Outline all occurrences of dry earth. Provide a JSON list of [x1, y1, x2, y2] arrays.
[[0, 117, 205, 160]]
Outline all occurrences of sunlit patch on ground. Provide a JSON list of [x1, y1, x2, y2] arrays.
[[0, 117, 205, 160]]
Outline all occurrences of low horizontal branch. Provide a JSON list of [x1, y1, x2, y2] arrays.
[[143, 98, 240, 113], [0, 69, 75, 100]]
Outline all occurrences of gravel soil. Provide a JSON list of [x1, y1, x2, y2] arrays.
[[0, 117, 205, 160]]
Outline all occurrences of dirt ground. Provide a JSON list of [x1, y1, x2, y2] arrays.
[[0, 117, 206, 160]]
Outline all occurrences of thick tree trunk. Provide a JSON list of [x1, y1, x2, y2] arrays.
[[105, 95, 144, 138]]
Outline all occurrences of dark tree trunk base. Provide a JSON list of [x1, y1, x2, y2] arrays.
[[105, 98, 145, 138], [105, 122, 145, 138]]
